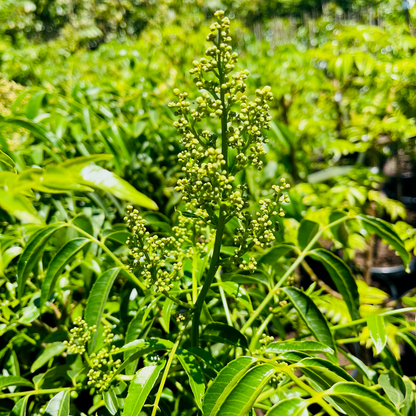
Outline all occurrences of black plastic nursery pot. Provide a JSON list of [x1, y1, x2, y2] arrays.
[[370, 257, 416, 300], [383, 172, 416, 209]]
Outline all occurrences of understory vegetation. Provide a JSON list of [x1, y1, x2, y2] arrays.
[[1, 1, 416, 416]]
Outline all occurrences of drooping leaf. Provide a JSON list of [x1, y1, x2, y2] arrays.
[[103, 387, 119, 415], [73, 164, 158, 210], [0, 376, 33, 390], [44, 391, 69, 416], [338, 348, 378, 383], [326, 382, 402, 416], [307, 248, 360, 320], [123, 360, 166, 416], [282, 287, 337, 362], [358, 215, 410, 268], [160, 298, 174, 334], [177, 349, 205, 409], [265, 397, 308, 416], [25, 91, 46, 119], [298, 219, 319, 251], [368, 314, 387, 355], [31, 342, 66, 373], [0, 190, 43, 225], [265, 340, 333, 355], [201, 322, 248, 348], [85, 267, 121, 352], [40, 238, 90, 307], [17, 224, 65, 299], [379, 371, 406, 409], [202, 357, 256, 416], [210, 363, 276, 416]]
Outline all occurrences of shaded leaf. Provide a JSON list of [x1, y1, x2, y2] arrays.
[[201, 322, 248, 348], [298, 219, 319, 251]]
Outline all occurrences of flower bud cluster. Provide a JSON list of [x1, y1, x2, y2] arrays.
[[233, 179, 290, 272], [125, 206, 184, 292], [64, 317, 94, 354], [87, 326, 121, 392]]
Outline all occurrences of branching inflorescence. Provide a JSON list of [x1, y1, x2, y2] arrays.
[[125, 11, 290, 341]]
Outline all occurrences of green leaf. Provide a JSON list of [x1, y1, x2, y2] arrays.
[[59, 154, 114, 169], [358, 215, 410, 268], [187, 347, 223, 373], [0, 116, 62, 150], [210, 363, 276, 416], [85, 267, 121, 352], [219, 282, 253, 312], [44, 390, 69, 416], [379, 371, 405, 408], [103, 387, 119, 415], [338, 348, 378, 383], [282, 287, 337, 363], [297, 357, 354, 392], [177, 349, 205, 409], [0, 376, 33, 390], [10, 395, 30, 416], [0, 150, 16, 171], [307, 248, 360, 321], [160, 298, 174, 334], [0, 190, 43, 225], [265, 397, 308, 416], [31, 342, 66, 373], [202, 357, 256, 416], [256, 243, 296, 266], [368, 314, 387, 355], [26, 91, 46, 119], [40, 238, 90, 307], [123, 360, 166, 416], [73, 164, 158, 210], [201, 322, 248, 348], [326, 382, 402, 416], [17, 224, 65, 299], [265, 340, 333, 355], [298, 219, 319, 251]]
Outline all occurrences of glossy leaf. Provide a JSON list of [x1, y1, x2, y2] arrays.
[[17, 224, 65, 299], [187, 347, 223, 373], [307, 248, 360, 320], [265, 340, 333, 355], [358, 215, 410, 268], [202, 357, 256, 416], [0, 376, 33, 390], [211, 364, 276, 416], [10, 395, 30, 416], [379, 371, 405, 408], [103, 387, 119, 415], [74, 164, 158, 210], [201, 322, 248, 348], [298, 219, 319, 250], [85, 267, 121, 351], [160, 298, 174, 334], [265, 397, 308, 416], [44, 391, 69, 416], [282, 287, 337, 362], [0, 150, 16, 171], [177, 349, 205, 409], [368, 314, 387, 355], [40, 238, 90, 307], [123, 360, 166, 416], [31, 342, 66, 373], [326, 382, 402, 416]]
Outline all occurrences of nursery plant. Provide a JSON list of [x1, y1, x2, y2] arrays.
[[1, 10, 416, 416]]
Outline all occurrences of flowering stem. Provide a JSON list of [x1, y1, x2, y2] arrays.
[[191, 210, 226, 347]]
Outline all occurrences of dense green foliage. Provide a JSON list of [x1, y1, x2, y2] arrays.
[[1, 2, 416, 416]]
